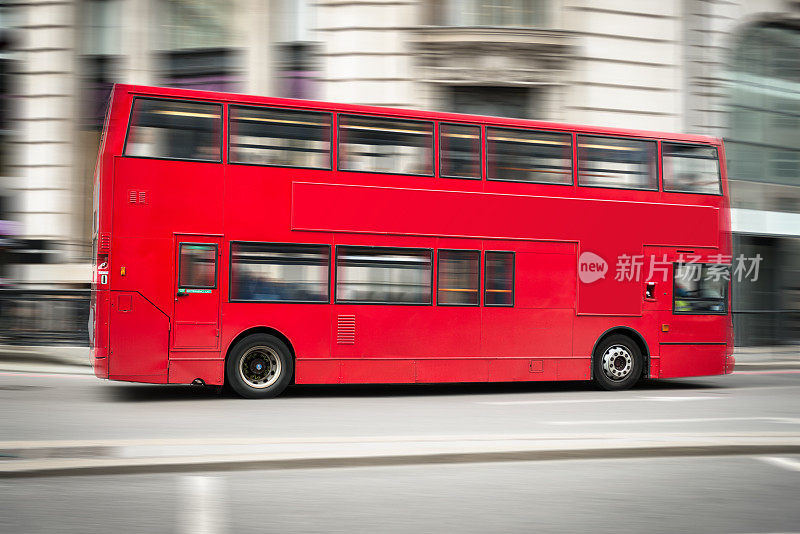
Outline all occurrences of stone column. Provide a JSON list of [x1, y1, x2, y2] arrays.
[[241, 0, 273, 96]]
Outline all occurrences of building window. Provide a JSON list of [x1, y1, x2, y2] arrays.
[[440, 123, 481, 179], [437, 250, 480, 306], [179, 244, 217, 288], [578, 136, 657, 191], [663, 143, 721, 194], [451, 86, 532, 119], [229, 106, 331, 169], [727, 23, 800, 186], [338, 115, 434, 176], [124, 99, 222, 162], [336, 246, 432, 304], [484, 251, 514, 306], [230, 242, 330, 303], [673, 263, 729, 315], [487, 127, 572, 184]]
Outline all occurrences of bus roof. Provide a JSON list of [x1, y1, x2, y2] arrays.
[[112, 83, 722, 146]]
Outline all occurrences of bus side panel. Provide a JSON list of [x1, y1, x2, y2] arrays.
[[658, 344, 727, 378], [295, 360, 340, 384], [92, 289, 110, 378], [169, 359, 224, 385], [571, 317, 660, 370], [108, 291, 169, 383], [340, 359, 415, 383]]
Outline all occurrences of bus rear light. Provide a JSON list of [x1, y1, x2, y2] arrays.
[[661, 324, 670, 332]]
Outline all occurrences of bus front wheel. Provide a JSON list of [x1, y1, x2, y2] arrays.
[[593, 334, 643, 391], [226, 334, 293, 399]]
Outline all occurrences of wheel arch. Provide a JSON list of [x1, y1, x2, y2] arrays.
[[590, 326, 652, 379], [224, 326, 297, 384]]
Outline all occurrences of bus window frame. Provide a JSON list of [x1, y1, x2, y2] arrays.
[[436, 248, 482, 307], [483, 250, 515, 307], [122, 96, 224, 164], [228, 241, 332, 304], [178, 242, 219, 289], [227, 104, 334, 171], [662, 142, 723, 196], [336, 113, 436, 178], [334, 245, 435, 306], [576, 134, 660, 192], [485, 125, 575, 186], [439, 122, 483, 181]]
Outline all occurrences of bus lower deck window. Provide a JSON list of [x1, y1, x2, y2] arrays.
[[230, 243, 330, 303], [673, 263, 729, 314], [484, 251, 514, 306], [336, 246, 432, 304], [437, 250, 480, 306]]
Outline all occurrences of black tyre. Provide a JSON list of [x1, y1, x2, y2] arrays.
[[226, 334, 293, 399], [592, 334, 643, 391]]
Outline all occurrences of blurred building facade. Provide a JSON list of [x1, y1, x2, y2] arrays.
[[1, 0, 798, 344]]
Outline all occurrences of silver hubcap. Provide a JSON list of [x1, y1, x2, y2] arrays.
[[239, 346, 281, 388], [601, 344, 633, 381]]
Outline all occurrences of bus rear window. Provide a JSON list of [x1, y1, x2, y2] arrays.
[[124, 98, 222, 162], [338, 115, 434, 176], [578, 136, 657, 190], [663, 143, 721, 194], [487, 128, 572, 185], [229, 106, 332, 169]]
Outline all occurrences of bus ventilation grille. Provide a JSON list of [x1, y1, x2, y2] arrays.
[[337, 315, 356, 344], [99, 232, 111, 253]]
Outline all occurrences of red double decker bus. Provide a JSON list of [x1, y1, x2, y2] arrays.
[[90, 84, 733, 398]]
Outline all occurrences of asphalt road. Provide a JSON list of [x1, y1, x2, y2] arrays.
[[2, 370, 800, 532], [1, 370, 799, 442], [2, 454, 800, 533]]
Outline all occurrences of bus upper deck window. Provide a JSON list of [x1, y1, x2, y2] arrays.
[[338, 115, 434, 176], [440, 123, 481, 179], [229, 106, 332, 169], [663, 143, 721, 195], [487, 128, 572, 185], [124, 98, 222, 162], [578, 136, 657, 191]]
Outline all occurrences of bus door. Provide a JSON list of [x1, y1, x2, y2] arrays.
[[172, 236, 222, 351], [644, 246, 730, 377]]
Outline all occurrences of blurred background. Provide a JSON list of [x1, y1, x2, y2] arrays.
[[0, 0, 798, 347]]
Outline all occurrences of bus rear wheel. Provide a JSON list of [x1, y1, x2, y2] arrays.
[[593, 334, 643, 391], [226, 334, 293, 399]]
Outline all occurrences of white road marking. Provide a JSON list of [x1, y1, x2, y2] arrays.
[[178, 475, 226, 534], [549, 417, 800, 426], [480, 396, 721, 405], [759, 456, 800, 472]]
